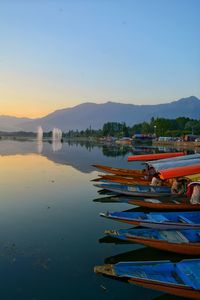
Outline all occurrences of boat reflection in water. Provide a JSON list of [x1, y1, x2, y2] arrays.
[[103, 247, 189, 265]]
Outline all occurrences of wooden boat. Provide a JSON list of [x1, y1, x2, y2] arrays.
[[160, 164, 200, 180], [94, 183, 171, 197], [92, 164, 144, 177], [100, 211, 200, 229], [128, 151, 185, 161], [94, 259, 200, 299], [92, 174, 150, 185], [127, 197, 200, 211], [105, 228, 200, 255], [93, 194, 185, 205]]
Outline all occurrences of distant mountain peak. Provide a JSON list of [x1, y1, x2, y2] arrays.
[[0, 95, 199, 132]]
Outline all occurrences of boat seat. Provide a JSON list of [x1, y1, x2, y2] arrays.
[[145, 198, 161, 203], [160, 231, 189, 243], [148, 215, 169, 223], [176, 261, 200, 289], [178, 216, 194, 224]]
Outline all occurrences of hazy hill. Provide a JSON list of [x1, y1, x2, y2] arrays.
[[0, 116, 32, 131], [1, 96, 200, 132]]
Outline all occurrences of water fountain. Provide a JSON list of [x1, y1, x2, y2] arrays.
[[52, 128, 62, 141], [52, 128, 62, 152], [37, 126, 43, 141]]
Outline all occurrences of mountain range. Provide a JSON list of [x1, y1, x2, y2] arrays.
[[1, 96, 200, 132]]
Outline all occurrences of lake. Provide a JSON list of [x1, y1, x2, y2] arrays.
[[0, 140, 185, 300]]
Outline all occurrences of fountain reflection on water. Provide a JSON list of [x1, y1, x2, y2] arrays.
[[36, 126, 43, 153]]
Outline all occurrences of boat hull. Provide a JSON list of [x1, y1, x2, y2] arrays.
[[128, 277, 200, 299], [92, 164, 144, 177], [95, 183, 171, 197], [101, 214, 200, 229], [126, 236, 200, 255], [92, 174, 150, 185], [128, 199, 200, 210]]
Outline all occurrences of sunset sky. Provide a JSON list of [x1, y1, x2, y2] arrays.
[[0, 0, 199, 118]]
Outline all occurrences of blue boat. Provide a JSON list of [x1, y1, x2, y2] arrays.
[[94, 183, 171, 197], [105, 228, 200, 255], [94, 259, 200, 299], [100, 211, 200, 229]]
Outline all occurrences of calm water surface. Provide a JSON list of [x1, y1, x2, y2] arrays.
[[0, 140, 186, 300]]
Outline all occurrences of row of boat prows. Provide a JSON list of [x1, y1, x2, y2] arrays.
[[93, 150, 200, 299]]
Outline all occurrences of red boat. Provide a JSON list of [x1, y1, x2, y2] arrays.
[[128, 151, 185, 161]]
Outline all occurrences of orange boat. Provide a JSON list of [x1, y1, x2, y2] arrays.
[[128, 151, 185, 161], [92, 174, 150, 185], [159, 164, 200, 180], [127, 197, 200, 210], [92, 164, 145, 177]]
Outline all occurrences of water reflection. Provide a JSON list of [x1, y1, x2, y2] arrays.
[[0, 139, 196, 300], [93, 195, 127, 203], [99, 235, 132, 244], [52, 140, 63, 152], [104, 247, 191, 264], [36, 141, 43, 154], [0, 139, 194, 174], [153, 294, 189, 300]]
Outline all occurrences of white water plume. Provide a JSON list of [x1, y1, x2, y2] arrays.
[[37, 126, 43, 141], [52, 128, 62, 141]]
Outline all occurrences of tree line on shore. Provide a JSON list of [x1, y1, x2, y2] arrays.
[[65, 117, 200, 138], [0, 116, 200, 138]]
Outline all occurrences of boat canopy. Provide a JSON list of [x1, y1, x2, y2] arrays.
[[185, 173, 200, 181], [146, 153, 200, 166], [147, 158, 200, 172], [159, 164, 200, 180]]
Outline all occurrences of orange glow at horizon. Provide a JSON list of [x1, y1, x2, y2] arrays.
[[0, 105, 56, 118], [0, 100, 77, 118]]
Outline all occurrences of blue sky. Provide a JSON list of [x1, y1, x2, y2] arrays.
[[0, 0, 199, 117]]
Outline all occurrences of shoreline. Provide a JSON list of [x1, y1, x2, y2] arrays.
[[153, 141, 200, 149]]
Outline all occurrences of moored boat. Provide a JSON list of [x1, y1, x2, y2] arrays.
[[105, 228, 200, 255], [100, 211, 200, 229], [127, 197, 200, 211], [94, 259, 200, 299], [128, 151, 185, 161], [94, 182, 171, 197], [92, 174, 150, 185], [92, 164, 144, 177]]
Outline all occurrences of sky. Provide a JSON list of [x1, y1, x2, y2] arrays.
[[0, 0, 199, 118]]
